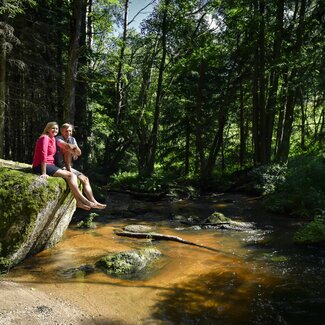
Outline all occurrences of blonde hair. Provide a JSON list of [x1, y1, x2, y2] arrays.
[[60, 123, 74, 132], [42, 121, 58, 135]]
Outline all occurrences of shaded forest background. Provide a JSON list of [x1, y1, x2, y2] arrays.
[[0, 0, 324, 191]]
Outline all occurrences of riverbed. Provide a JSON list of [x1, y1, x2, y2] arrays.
[[1, 193, 325, 324]]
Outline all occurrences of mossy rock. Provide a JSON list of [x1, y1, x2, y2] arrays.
[[96, 247, 161, 278], [0, 160, 76, 272], [204, 212, 231, 224]]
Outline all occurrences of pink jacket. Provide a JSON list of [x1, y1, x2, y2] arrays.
[[32, 135, 56, 167]]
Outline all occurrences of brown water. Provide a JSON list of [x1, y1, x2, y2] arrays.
[[3, 194, 325, 324]]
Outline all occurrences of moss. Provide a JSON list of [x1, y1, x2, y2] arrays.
[[206, 212, 230, 224], [96, 247, 161, 277], [0, 167, 68, 257], [293, 215, 325, 245]]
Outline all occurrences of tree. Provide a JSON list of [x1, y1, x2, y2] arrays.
[[0, 0, 34, 158], [63, 0, 85, 124]]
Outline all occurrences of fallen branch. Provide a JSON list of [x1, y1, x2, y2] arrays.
[[114, 230, 223, 254]]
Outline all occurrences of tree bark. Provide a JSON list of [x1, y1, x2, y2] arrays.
[[145, 0, 170, 176], [276, 0, 306, 162], [239, 81, 246, 167], [116, 0, 129, 124], [63, 0, 83, 124], [264, 0, 284, 162], [252, 0, 266, 166], [74, 0, 88, 169], [0, 23, 6, 158], [195, 61, 206, 178]]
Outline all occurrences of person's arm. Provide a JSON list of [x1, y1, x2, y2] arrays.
[[70, 137, 81, 160], [57, 138, 80, 156], [40, 161, 47, 178], [72, 137, 81, 156], [57, 139, 77, 154], [40, 136, 49, 178]]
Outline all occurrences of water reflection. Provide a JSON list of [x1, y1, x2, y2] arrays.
[[152, 270, 283, 325]]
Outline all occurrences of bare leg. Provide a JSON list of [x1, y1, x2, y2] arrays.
[[53, 169, 95, 210], [78, 174, 106, 209]]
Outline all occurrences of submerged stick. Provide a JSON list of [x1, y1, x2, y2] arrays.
[[114, 230, 224, 254]]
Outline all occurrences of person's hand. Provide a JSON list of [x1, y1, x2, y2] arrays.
[[68, 144, 76, 151], [40, 174, 48, 179]]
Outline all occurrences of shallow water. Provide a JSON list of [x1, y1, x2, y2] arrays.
[[3, 194, 325, 324]]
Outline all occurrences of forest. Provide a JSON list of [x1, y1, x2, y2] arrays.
[[1, 0, 324, 219], [1, 1, 325, 323]]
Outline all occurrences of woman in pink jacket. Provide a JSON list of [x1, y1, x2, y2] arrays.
[[32, 121, 96, 210]]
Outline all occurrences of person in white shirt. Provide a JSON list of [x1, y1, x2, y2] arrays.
[[55, 123, 106, 210]]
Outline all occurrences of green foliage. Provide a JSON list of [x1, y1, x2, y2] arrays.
[[264, 155, 325, 217], [109, 169, 198, 198], [0, 256, 12, 273], [3, 0, 325, 193], [248, 164, 288, 195], [110, 170, 175, 193], [293, 214, 325, 244], [0, 0, 36, 17], [77, 212, 99, 229]]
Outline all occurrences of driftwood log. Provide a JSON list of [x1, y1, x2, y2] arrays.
[[107, 189, 166, 201], [114, 230, 224, 254]]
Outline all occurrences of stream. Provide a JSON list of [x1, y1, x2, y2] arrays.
[[2, 192, 325, 324]]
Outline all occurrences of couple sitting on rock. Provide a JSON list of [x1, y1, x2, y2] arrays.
[[32, 121, 106, 211]]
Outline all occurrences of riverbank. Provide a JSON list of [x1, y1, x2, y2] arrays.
[[0, 280, 95, 324]]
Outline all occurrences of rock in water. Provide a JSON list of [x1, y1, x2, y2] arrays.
[[96, 247, 162, 278], [0, 160, 76, 272]]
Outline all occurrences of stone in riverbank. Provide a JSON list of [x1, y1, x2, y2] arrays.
[[0, 159, 76, 272], [96, 247, 162, 279]]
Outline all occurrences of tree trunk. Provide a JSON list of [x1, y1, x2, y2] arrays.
[[299, 87, 306, 150], [258, 0, 266, 165], [252, 0, 266, 166], [239, 81, 246, 167], [63, 0, 83, 124], [252, 60, 260, 165], [184, 118, 190, 175], [0, 23, 6, 158], [56, 0, 64, 122], [276, 80, 296, 162], [264, 0, 284, 162], [145, 0, 170, 176], [74, 0, 88, 170], [195, 61, 206, 178], [116, 0, 129, 124], [137, 37, 157, 176], [276, 0, 306, 162]]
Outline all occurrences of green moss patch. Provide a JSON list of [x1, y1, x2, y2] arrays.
[[0, 167, 67, 258], [96, 247, 162, 279], [205, 212, 230, 224]]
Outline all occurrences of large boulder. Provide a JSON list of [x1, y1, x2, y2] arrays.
[[0, 159, 76, 271]]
